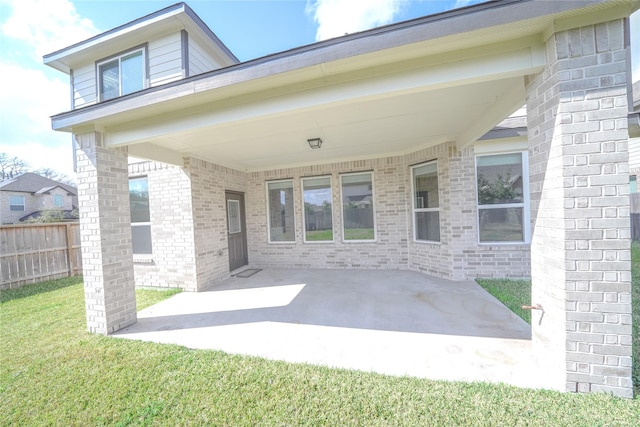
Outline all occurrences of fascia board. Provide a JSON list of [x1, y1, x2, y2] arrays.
[[43, 2, 238, 73]]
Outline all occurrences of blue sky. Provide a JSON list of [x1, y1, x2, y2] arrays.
[[1, 0, 639, 180]]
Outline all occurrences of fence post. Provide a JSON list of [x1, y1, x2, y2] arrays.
[[65, 223, 75, 277]]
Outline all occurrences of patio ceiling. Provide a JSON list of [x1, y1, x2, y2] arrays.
[[51, 0, 636, 172], [104, 39, 541, 172], [122, 76, 529, 172]]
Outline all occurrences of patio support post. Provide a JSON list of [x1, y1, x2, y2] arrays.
[[75, 131, 137, 334], [526, 19, 633, 397]]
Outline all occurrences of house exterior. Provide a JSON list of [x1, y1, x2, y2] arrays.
[[44, 1, 639, 397], [0, 173, 77, 224]]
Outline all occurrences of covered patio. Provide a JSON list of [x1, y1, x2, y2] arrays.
[[45, 0, 637, 396], [115, 269, 542, 388]]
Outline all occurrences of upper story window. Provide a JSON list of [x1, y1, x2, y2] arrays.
[[9, 195, 25, 211], [53, 194, 64, 208], [98, 48, 145, 101], [476, 152, 530, 243]]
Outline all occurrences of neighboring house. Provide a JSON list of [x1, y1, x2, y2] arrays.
[[0, 173, 77, 224], [44, 1, 639, 397]]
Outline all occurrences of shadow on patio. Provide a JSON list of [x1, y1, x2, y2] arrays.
[[115, 269, 544, 388]]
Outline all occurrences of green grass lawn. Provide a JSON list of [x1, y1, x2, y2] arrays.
[[344, 228, 375, 240], [305, 228, 375, 241], [1, 270, 640, 425], [478, 241, 640, 397], [478, 223, 523, 242], [476, 278, 532, 325], [304, 229, 333, 241], [632, 241, 640, 395]]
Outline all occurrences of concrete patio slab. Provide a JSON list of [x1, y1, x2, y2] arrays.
[[115, 269, 547, 389]]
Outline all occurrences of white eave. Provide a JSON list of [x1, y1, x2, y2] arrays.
[[43, 2, 238, 74]]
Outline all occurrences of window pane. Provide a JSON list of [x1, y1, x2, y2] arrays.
[[479, 207, 524, 242], [267, 181, 295, 242], [630, 176, 637, 194], [303, 177, 333, 241], [413, 163, 438, 209], [415, 211, 440, 241], [477, 153, 523, 205], [121, 51, 144, 95], [342, 173, 374, 240], [9, 195, 24, 211], [54, 195, 63, 208], [129, 177, 150, 223], [100, 59, 119, 101], [131, 224, 152, 255], [227, 200, 241, 234]]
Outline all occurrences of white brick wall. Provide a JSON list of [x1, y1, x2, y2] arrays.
[[139, 142, 533, 287], [129, 161, 198, 291], [247, 156, 410, 271], [526, 20, 632, 398], [185, 157, 248, 290], [76, 132, 136, 335]]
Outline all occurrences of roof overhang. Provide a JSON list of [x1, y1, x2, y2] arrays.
[[43, 2, 238, 74], [48, 0, 639, 171]]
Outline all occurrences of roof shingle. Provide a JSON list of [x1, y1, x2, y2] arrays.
[[0, 173, 76, 195]]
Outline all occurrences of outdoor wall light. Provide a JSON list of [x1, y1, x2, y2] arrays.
[[307, 138, 323, 149]]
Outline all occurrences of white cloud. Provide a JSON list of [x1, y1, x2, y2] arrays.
[[0, 0, 98, 58], [0, 62, 74, 175], [0, 0, 99, 178], [306, 0, 403, 41]]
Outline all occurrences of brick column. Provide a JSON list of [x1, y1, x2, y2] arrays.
[[527, 20, 632, 397], [75, 131, 137, 334]]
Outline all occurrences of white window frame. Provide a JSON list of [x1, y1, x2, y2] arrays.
[[475, 150, 530, 245], [411, 161, 440, 243], [97, 46, 147, 102], [129, 176, 152, 256], [266, 179, 296, 244], [301, 176, 334, 243], [53, 194, 64, 208], [340, 172, 376, 243], [9, 195, 25, 211]]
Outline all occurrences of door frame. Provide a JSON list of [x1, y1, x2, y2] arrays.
[[225, 191, 248, 271]]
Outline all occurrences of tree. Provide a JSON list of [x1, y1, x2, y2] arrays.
[[22, 209, 79, 224], [32, 167, 76, 186], [1, 153, 76, 185], [0, 152, 29, 181], [477, 171, 520, 205]]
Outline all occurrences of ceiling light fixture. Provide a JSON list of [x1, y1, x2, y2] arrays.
[[307, 138, 323, 149]]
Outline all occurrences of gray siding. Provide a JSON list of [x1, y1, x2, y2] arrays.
[[70, 31, 185, 109], [148, 33, 183, 86], [72, 63, 97, 108], [188, 37, 221, 76]]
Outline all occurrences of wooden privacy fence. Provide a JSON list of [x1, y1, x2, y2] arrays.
[[0, 223, 82, 290]]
